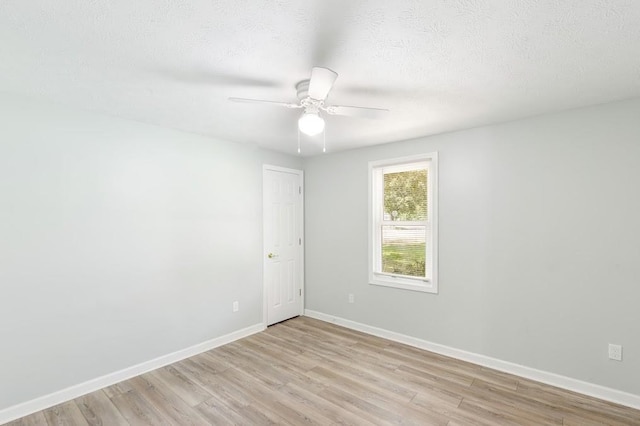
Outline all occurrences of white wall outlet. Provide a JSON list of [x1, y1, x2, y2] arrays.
[[348, 293, 355, 304], [608, 343, 622, 361], [232, 301, 239, 313]]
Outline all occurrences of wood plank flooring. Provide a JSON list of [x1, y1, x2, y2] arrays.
[[7, 316, 640, 425]]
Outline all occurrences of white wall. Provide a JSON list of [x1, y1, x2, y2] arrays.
[[304, 98, 640, 396], [0, 94, 301, 411]]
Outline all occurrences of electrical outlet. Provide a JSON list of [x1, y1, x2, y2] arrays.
[[348, 293, 355, 304], [232, 301, 239, 313], [608, 344, 622, 361]]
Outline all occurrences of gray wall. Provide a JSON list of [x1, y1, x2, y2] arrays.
[[2, 91, 639, 410], [0, 94, 301, 410], [304, 98, 640, 395]]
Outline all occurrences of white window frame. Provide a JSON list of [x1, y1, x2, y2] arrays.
[[368, 153, 438, 293]]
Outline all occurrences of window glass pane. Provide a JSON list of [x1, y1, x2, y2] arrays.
[[381, 225, 426, 277], [383, 169, 427, 221]]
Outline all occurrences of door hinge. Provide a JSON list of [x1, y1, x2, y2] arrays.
[[299, 237, 302, 245], [299, 289, 302, 296], [299, 186, 302, 194]]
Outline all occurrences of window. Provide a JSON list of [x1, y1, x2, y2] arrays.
[[369, 153, 438, 293]]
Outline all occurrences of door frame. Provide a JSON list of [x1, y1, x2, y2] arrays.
[[262, 164, 304, 327]]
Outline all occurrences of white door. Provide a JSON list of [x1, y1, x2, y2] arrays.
[[263, 166, 304, 326]]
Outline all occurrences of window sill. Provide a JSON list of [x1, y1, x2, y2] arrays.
[[369, 275, 438, 294]]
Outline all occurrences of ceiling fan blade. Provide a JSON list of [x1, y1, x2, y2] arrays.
[[152, 67, 280, 88], [228, 98, 301, 109], [323, 104, 389, 119], [308, 67, 338, 100]]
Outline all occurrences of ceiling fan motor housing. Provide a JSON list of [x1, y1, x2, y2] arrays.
[[296, 80, 323, 114]]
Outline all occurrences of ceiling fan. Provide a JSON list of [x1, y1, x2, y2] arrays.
[[229, 67, 389, 150]]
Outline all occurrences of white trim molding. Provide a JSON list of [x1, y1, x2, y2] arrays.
[[304, 309, 640, 411], [0, 323, 264, 425]]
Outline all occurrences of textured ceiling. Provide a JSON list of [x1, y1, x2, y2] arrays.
[[1, 1, 640, 155]]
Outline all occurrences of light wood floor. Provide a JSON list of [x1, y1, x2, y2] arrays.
[[7, 316, 640, 425]]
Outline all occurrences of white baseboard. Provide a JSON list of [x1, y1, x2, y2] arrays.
[[304, 309, 640, 410], [0, 323, 265, 425]]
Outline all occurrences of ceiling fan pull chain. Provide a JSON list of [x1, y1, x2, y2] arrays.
[[323, 127, 326, 153], [297, 127, 301, 154]]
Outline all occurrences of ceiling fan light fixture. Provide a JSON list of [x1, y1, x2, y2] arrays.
[[298, 112, 325, 136]]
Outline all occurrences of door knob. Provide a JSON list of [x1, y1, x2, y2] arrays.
[[267, 253, 278, 259]]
